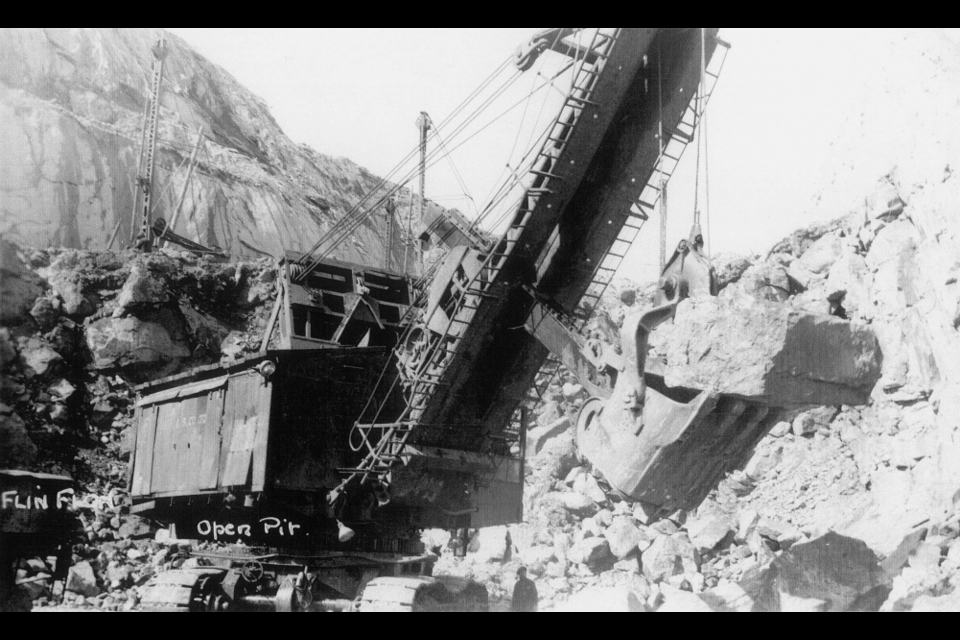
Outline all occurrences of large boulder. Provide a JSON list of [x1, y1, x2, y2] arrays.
[[792, 406, 838, 436], [179, 304, 232, 356], [0, 240, 44, 324], [65, 561, 100, 597], [114, 262, 168, 311], [685, 508, 735, 554], [796, 232, 845, 275], [568, 536, 612, 567], [774, 531, 885, 611], [18, 337, 62, 376], [606, 517, 645, 560], [572, 472, 608, 505], [42, 267, 93, 316], [712, 253, 753, 291], [0, 407, 37, 467], [727, 262, 793, 302], [85, 307, 190, 377], [658, 296, 882, 406], [560, 491, 598, 517], [641, 533, 699, 582]]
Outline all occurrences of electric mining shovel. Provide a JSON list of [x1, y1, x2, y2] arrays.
[[563, 226, 780, 520]]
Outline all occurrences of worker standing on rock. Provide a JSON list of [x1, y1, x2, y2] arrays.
[[511, 566, 538, 612]]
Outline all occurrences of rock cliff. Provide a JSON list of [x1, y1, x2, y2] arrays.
[[0, 28, 437, 271]]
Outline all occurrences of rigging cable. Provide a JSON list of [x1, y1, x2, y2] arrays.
[[432, 126, 477, 218], [295, 54, 517, 270], [301, 56, 578, 274], [297, 65, 524, 274], [306, 45, 577, 274]]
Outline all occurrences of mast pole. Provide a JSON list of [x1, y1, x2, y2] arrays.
[[416, 111, 431, 261]]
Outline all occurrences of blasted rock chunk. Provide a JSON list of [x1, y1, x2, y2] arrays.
[[605, 517, 645, 559], [65, 561, 100, 597], [641, 533, 699, 582], [686, 508, 735, 553], [114, 262, 168, 311], [0, 239, 44, 324], [730, 262, 793, 302], [712, 253, 753, 291], [796, 232, 845, 275], [85, 307, 190, 377], [18, 337, 62, 376], [0, 408, 37, 467], [660, 296, 881, 406], [775, 531, 885, 612], [568, 536, 611, 566]]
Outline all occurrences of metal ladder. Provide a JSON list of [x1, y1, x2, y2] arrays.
[[571, 35, 731, 328], [337, 29, 621, 490], [133, 35, 167, 250]]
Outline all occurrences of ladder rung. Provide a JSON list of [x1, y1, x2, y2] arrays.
[[531, 170, 565, 180], [413, 379, 446, 387], [566, 95, 599, 107], [355, 421, 415, 430]]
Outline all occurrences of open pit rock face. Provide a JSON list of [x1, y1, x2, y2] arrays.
[[657, 296, 882, 407], [441, 168, 960, 612], [0, 28, 443, 273]]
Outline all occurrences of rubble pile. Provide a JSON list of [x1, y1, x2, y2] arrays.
[[2, 172, 957, 613], [2, 239, 277, 472], [436, 165, 960, 612], [18, 505, 201, 611], [1, 239, 279, 608]]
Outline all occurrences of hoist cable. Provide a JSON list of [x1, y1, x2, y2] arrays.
[[295, 53, 516, 268]]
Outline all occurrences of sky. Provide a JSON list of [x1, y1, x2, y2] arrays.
[[165, 28, 938, 282]]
